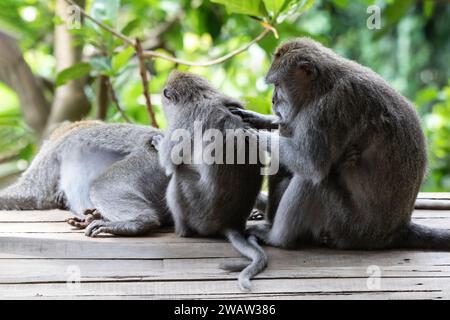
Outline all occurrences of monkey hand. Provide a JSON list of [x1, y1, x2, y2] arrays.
[[229, 108, 278, 130], [151, 134, 163, 151]]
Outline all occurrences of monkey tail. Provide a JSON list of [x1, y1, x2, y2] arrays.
[[390, 222, 450, 250], [224, 230, 268, 292], [414, 199, 450, 210]]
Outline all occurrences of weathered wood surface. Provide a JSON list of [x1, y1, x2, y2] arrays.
[[1, 193, 450, 300]]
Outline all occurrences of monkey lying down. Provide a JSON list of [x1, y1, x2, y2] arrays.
[[231, 37, 450, 251], [0, 121, 172, 236]]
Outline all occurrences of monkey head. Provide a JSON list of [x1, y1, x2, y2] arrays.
[[162, 71, 244, 118], [266, 38, 338, 118]]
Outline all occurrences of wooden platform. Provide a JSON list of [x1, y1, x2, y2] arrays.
[[1, 193, 450, 300]]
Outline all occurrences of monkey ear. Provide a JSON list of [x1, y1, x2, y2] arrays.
[[296, 60, 318, 80]]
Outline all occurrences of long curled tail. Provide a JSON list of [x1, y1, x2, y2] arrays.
[[391, 222, 450, 250], [223, 230, 268, 292]]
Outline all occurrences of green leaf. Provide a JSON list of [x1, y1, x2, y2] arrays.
[[90, 0, 120, 24], [423, 0, 435, 18], [263, 0, 285, 17], [112, 46, 135, 73], [121, 18, 140, 36], [276, 0, 315, 23], [211, 0, 266, 17], [89, 56, 113, 76], [55, 62, 91, 87]]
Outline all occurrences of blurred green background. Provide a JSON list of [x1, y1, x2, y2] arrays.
[[0, 0, 449, 191]]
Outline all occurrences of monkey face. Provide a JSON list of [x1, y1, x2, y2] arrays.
[[266, 38, 338, 113]]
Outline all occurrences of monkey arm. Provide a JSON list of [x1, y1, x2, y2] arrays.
[[259, 129, 335, 184], [229, 108, 280, 130]]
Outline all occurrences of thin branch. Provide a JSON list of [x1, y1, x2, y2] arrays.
[[135, 39, 159, 128], [64, 0, 134, 46], [64, 0, 273, 67], [141, 28, 271, 67], [105, 78, 132, 123], [96, 75, 108, 120]]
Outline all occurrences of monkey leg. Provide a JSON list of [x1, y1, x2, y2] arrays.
[[166, 178, 195, 237], [266, 164, 293, 223], [0, 180, 61, 210], [248, 175, 331, 249], [86, 155, 169, 237]]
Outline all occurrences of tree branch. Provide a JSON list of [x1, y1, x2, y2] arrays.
[[0, 32, 50, 134], [96, 75, 108, 120], [63, 0, 272, 67], [65, 0, 134, 46], [135, 39, 158, 128], [142, 29, 271, 67], [105, 78, 132, 123]]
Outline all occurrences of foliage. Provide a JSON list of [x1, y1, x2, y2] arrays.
[[0, 0, 449, 191]]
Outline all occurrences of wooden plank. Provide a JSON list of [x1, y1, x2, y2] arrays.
[[0, 222, 83, 233], [2, 258, 450, 284], [1, 213, 450, 233], [0, 232, 225, 245], [2, 207, 450, 223], [0, 236, 240, 259], [5, 291, 444, 300], [0, 210, 70, 222], [418, 192, 450, 200], [0, 277, 448, 299], [4, 231, 450, 265]]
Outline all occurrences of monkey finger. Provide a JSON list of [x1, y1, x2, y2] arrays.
[[85, 220, 106, 237]]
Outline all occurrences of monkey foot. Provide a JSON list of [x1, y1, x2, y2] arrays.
[[66, 209, 102, 229], [249, 209, 264, 221]]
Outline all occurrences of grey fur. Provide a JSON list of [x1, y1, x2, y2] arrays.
[[0, 122, 172, 236], [232, 37, 450, 250], [154, 71, 268, 291]]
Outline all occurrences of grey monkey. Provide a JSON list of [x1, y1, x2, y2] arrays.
[[0, 121, 172, 237], [231, 37, 450, 250], [152, 71, 267, 291]]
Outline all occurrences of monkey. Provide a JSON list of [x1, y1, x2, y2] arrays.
[[152, 71, 267, 291], [230, 37, 450, 250], [0, 121, 172, 237]]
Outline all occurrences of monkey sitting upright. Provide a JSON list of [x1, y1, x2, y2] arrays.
[[0, 121, 172, 237], [231, 37, 450, 250], [152, 71, 267, 291]]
